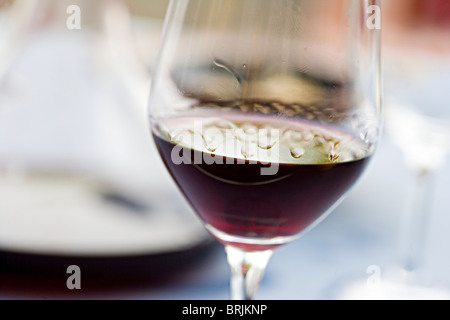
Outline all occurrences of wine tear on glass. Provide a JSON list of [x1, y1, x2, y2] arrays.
[[148, 0, 381, 300]]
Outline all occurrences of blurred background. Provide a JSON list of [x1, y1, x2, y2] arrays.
[[0, 0, 449, 300]]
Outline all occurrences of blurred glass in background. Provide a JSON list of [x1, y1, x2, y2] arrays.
[[323, 0, 450, 300], [336, 0, 450, 299], [383, 0, 450, 281], [384, 0, 450, 172], [0, 0, 210, 259]]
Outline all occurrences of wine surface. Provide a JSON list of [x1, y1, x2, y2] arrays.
[[153, 112, 371, 250]]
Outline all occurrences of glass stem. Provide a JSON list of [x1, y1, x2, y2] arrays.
[[225, 245, 273, 300], [397, 168, 436, 284]]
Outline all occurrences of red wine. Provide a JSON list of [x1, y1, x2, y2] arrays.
[[153, 113, 372, 251]]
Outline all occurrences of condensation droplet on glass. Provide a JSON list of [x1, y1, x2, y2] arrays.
[[290, 146, 305, 159], [213, 58, 242, 84], [328, 142, 341, 162], [364, 128, 378, 144], [289, 130, 303, 143], [233, 128, 247, 142], [351, 149, 365, 160], [329, 151, 340, 162], [169, 128, 192, 143], [314, 135, 327, 146], [302, 130, 314, 142], [359, 132, 366, 141], [257, 132, 278, 150], [323, 133, 335, 142], [240, 138, 256, 159], [202, 135, 218, 152], [241, 124, 258, 139]]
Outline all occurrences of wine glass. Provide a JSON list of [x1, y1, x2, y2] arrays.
[[148, 0, 381, 300]]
